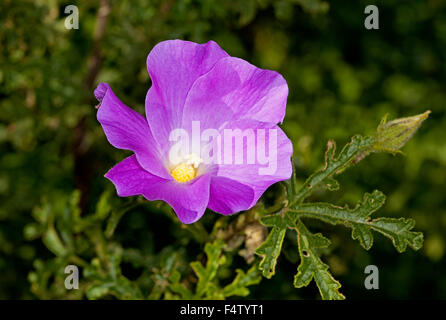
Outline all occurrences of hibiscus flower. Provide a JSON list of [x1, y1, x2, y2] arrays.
[[95, 40, 293, 224]]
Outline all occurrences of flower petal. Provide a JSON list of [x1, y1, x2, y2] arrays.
[[145, 40, 229, 155], [186, 56, 288, 125], [214, 120, 293, 207], [181, 60, 238, 133], [208, 176, 255, 215], [95, 83, 170, 179], [105, 155, 211, 224]]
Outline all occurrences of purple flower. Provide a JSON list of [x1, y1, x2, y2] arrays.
[[95, 40, 293, 224]]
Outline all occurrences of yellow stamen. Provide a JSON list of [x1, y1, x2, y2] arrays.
[[171, 163, 196, 183]]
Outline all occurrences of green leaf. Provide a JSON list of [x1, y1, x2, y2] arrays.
[[105, 209, 127, 239], [94, 191, 112, 220], [150, 249, 189, 300], [43, 227, 67, 257], [222, 265, 262, 298], [86, 277, 144, 300], [289, 190, 423, 252], [169, 240, 260, 299], [293, 220, 344, 300], [255, 215, 287, 278], [324, 177, 340, 191], [85, 254, 144, 300], [366, 217, 424, 253], [190, 240, 226, 298], [168, 270, 194, 299]]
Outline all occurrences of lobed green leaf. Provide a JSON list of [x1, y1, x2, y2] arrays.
[[289, 190, 423, 251], [191, 240, 226, 298], [222, 265, 262, 298], [255, 223, 287, 278], [293, 220, 344, 300]]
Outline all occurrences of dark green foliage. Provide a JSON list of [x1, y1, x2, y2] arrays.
[[255, 117, 427, 299]]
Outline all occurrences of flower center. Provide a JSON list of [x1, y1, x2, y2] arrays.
[[170, 153, 202, 183]]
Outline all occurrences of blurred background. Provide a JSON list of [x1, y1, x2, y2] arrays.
[[0, 0, 445, 299]]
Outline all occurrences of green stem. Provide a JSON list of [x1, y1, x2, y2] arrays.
[[289, 136, 374, 207]]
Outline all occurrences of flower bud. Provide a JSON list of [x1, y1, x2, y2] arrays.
[[372, 110, 430, 153]]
